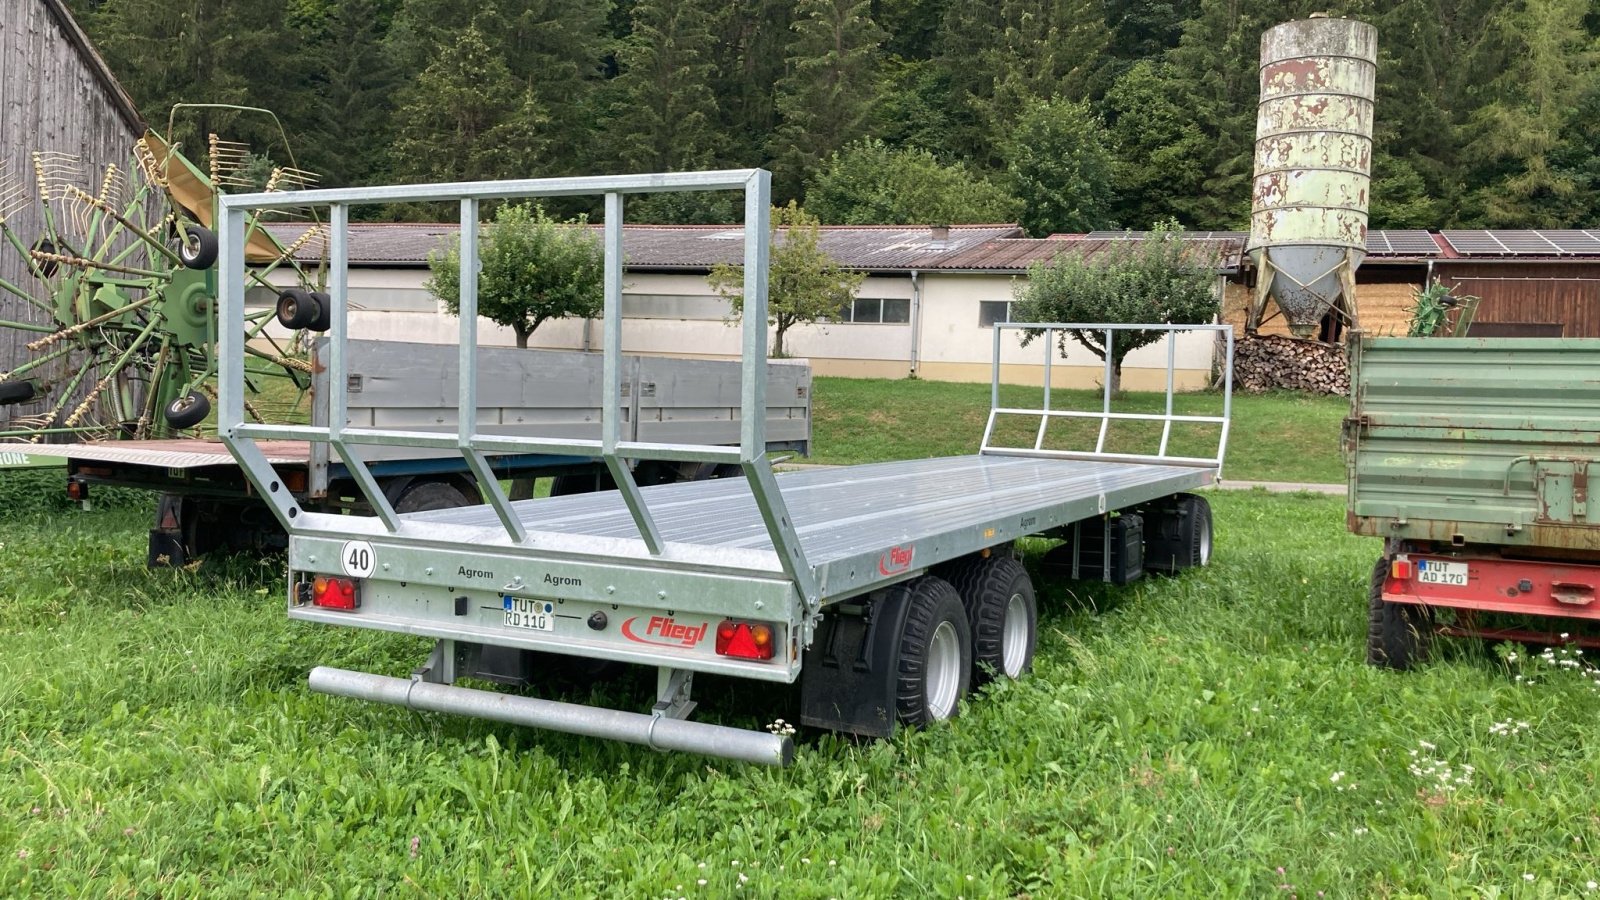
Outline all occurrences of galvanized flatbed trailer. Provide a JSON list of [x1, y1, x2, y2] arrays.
[[210, 170, 1232, 765]]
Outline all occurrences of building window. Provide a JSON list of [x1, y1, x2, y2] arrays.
[[978, 300, 1011, 327], [834, 297, 911, 323]]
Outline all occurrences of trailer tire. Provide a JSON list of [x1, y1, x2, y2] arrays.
[[31, 238, 59, 276], [164, 391, 210, 429], [1367, 554, 1432, 670], [393, 479, 475, 513], [275, 288, 321, 330], [178, 223, 218, 269], [1144, 493, 1213, 573], [0, 380, 37, 404], [944, 555, 1037, 685], [895, 576, 972, 727], [308, 291, 332, 332]]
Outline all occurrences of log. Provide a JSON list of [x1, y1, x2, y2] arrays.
[[1230, 333, 1349, 396]]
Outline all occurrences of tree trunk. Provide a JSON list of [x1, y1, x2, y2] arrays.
[[514, 326, 531, 349], [772, 323, 788, 358]]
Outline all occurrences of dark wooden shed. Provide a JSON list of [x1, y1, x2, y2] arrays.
[[0, 0, 145, 371]]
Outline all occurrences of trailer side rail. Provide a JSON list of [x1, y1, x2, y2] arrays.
[[981, 323, 1234, 478]]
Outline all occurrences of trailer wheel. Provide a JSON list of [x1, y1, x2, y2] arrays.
[[275, 288, 321, 330], [394, 479, 475, 513], [164, 391, 210, 429], [895, 576, 972, 726], [178, 223, 218, 269], [945, 555, 1037, 685], [1367, 554, 1432, 670]]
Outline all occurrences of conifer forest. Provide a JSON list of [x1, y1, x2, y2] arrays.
[[69, 0, 1600, 234]]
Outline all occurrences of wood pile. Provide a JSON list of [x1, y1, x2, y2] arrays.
[[1231, 333, 1349, 395]]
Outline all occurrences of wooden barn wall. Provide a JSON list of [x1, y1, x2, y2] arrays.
[[0, 0, 143, 425], [1436, 262, 1600, 338], [1220, 267, 1424, 337]]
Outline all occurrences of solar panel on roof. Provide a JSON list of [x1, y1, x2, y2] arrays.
[[1492, 231, 1561, 253], [1442, 231, 1508, 255], [1366, 230, 1440, 256], [1539, 230, 1600, 254]]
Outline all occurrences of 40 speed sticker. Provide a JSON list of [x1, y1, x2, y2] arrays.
[[341, 540, 376, 578]]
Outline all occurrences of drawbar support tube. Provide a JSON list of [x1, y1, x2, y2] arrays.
[[308, 666, 795, 767]]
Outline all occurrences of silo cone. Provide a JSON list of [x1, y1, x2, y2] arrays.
[[1246, 16, 1376, 338]]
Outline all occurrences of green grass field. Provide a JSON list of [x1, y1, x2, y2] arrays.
[[811, 378, 1346, 484], [4, 492, 1599, 895]]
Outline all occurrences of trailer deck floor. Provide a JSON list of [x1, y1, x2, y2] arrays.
[[409, 454, 1215, 567]]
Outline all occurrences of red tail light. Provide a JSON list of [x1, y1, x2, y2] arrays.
[[1391, 558, 1413, 581], [312, 575, 359, 610], [715, 620, 775, 661]]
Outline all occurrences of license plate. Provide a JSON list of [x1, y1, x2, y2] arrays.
[[1416, 559, 1469, 586], [503, 596, 555, 631]]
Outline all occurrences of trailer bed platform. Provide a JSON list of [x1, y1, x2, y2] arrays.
[[407, 454, 1215, 568]]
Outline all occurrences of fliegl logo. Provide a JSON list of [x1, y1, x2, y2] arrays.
[[621, 615, 709, 648], [878, 545, 914, 576]]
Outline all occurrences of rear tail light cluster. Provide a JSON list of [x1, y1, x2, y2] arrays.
[[715, 620, 775, 661], [1391, 557, 1413, 581], [308, 575, 359, 610]]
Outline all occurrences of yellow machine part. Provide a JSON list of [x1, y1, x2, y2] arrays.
[[138, 130, 291, 265]]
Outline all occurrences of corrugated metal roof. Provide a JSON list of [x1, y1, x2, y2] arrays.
[[936, 235, 1244, 271], [262, 222, 1024, 271]]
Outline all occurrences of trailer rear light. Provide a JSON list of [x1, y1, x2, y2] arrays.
[[66, 478, 88, 501], [715, 620, 775, 661], [312, 575, 359, 610], [1391, 558, 1412, 580]]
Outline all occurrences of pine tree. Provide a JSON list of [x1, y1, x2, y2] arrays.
[[709, 0, 794, 167], [768, 0, 887, 201], [603, 0, 723, 173], [1103, 60, 1212, 228], [390, 24, 548, 183], [1463, 0, 1594, 226]]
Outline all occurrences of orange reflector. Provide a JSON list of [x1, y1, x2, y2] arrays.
[[714, 620, 776, 661], [283, 470, 308, 493], [1391, 558, 1412, 580], [312, 575, 359, 610]]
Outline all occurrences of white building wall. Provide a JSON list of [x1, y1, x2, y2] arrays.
[[260, 266, 1215, 390]]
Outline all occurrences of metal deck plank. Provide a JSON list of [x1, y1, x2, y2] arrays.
[[408, 455, 1213, 567]]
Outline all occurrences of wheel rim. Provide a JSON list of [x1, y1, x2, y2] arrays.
[[1001, 592, 1029, 676], [1198, 518, 1212, 565], [926, 620, 962, 719]]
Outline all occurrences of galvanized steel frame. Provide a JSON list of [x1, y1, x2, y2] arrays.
[[215, 170, 820, 614], [981, 323, 1235, 477]]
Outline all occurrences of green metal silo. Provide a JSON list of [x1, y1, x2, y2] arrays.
[[1246, 15, 1377, 338]]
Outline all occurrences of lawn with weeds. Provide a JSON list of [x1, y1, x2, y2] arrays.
[[811, 378, 1345, 484], [4, 491, 1600, 895]]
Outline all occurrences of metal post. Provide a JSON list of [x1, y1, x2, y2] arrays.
[[600, 191, 664, 554], [1035, 327, 1053, 450], [325, 202, 399, 532], [1159, 330, 1176, 456], [216, 207, 247, 433], [739, 171, 771, 462], [1095, 328, 1114, 453], [454, 198, 525, 540]]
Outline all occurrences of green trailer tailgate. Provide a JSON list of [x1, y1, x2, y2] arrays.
[[1347, 335, 1600, 550]]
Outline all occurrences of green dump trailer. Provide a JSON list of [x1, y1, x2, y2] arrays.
[[1346, 335, 1600, 666]]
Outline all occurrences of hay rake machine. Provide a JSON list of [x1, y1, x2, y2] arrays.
[[0, 104, 329, 442]]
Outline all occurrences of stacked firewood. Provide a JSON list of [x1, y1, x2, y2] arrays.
[[1231, 333, 1350, 395]]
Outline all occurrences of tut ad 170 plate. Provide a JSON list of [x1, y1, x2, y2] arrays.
[[1417, 559, 1468, 586], [504, 596, 555, 631]]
